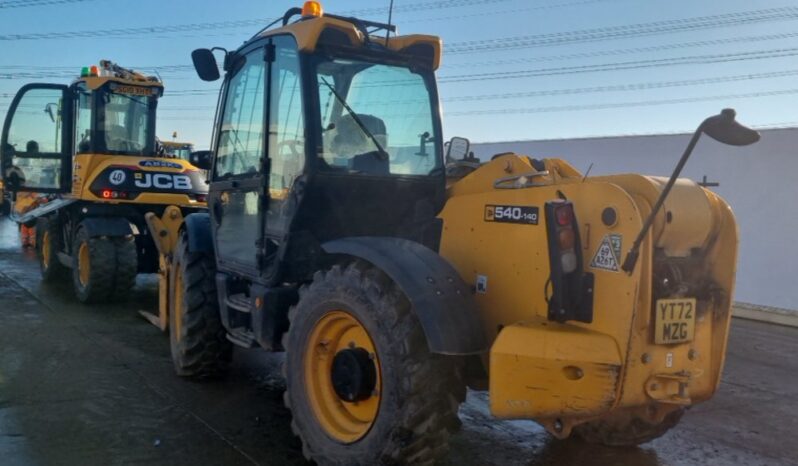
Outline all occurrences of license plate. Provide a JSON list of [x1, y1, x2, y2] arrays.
[[654, 298, 696, 344]]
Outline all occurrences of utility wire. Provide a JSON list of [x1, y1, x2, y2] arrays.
[[446, 6, 798, 54], [0, 0, 95, 8], [445, 88, 798, 116]]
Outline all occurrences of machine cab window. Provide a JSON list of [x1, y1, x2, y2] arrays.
[[315, 57, 441, 176], [214, 52, 266, 179]]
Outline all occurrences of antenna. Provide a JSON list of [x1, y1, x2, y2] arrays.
[[386, 0, 395, 45], [581, 163, 593, 182]]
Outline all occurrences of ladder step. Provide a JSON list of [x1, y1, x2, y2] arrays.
[[226, 328, 256, 348], [225, 293, 251, 313]]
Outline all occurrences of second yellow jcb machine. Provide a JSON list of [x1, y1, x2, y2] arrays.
[[0, 61, 208, 302]]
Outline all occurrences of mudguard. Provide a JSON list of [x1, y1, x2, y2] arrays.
[[322, 236, 488, 355], [183, 213, 213, 254], [79, 216, 134, 237]]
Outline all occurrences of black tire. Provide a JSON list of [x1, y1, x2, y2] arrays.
[[573, 408, 685, 446], [169, 233, 231, 379], [110, 235, 137, 299], [72, 227, 116, 303], [36, 217, 67, 282], [283, 262, 464, 465]]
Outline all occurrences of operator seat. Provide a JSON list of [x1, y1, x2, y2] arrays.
[[330, 114, 389, 175]]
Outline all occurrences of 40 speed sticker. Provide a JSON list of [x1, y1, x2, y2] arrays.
[[484, 205, 539, 225]]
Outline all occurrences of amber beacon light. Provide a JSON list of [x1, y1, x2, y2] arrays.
[[302, 1, 323, 18]]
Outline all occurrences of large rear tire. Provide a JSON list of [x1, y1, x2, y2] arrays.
[[283, 262, 463, 465], [36, 217, 67, 282], [72, 228, 116, 303], [169, 233, 231, 379], [573, 408, 685, 446]]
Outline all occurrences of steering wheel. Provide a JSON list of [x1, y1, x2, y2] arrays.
[[277, 139, 302, 157]]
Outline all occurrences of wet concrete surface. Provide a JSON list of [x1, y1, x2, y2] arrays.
[[0, 216, 796, 466]]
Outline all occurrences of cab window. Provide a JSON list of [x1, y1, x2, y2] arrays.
[[215, 50, 266, 179]]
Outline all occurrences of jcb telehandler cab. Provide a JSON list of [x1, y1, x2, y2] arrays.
[[146, 3, 758, 464], [0, 61, 208, 302]]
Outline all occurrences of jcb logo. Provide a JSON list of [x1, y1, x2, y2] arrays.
[[134, 173, 192, 190]]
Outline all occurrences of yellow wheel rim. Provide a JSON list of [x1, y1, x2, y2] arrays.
[[172, 263, 184, 343], [304, 310, 382, 443], [78, 242, 90, 286], [41, 230, 51, 269]]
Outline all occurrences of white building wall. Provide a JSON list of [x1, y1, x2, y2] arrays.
[[472, 127, 798, 313]]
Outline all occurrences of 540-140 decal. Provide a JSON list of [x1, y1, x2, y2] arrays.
[[484, 205, 539, 225]]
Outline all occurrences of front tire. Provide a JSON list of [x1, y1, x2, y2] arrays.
[[169, 233, 231, 379], [110, 235, 137, 298], [72, 227, 116, 303], [283, 262, 463, 465]]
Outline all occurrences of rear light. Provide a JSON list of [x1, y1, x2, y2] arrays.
[[93, 188, 136, 200], [557, 228, 575, 250], [555, 204, 573, 226], [545, 200, 594, 323]]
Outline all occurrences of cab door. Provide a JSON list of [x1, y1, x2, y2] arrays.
[[1, 84, 72, 193], [209, 44, 268, 274], [209, 36, 307, 277]]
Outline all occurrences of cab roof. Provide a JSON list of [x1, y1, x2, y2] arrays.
[[257, 14, 443, 70], [74, 60, 164, 91]]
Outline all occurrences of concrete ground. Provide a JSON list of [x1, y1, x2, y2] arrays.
[[0, 217, 796, 466]]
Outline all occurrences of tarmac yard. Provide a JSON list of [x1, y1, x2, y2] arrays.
[[0, 216, 796, 466]]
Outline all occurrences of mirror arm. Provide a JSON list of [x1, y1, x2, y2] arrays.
[[621, 126, 703, 274]]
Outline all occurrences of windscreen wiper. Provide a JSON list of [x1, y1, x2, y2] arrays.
[[319, 77, 388, 159]]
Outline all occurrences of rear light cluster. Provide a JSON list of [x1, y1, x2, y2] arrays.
[[91, 189, 138, 200], [545, 200, 594, 324], [188, 193, 208, 203], [553, 203, 578, 273]]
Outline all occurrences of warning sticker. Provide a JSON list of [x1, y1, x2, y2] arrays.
[[590, 234, 622, 272]]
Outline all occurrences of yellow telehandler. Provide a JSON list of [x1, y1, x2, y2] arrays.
[[1, 60, 208, 303], [145, 2, 758, 463]]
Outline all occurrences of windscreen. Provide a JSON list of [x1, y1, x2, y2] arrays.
[[98, 88, 156, 155], [315, 58, 441, 176]]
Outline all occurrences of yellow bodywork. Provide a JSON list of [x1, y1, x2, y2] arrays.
[[70, 154, 205, 208], [260, 16, 442, 70], [142, 205, 185, 330], [439, 154, 737, 436]]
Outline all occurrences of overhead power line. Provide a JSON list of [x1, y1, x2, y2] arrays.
[[0, 0, 511, 41], [438, 46, 798, 83], [446, 88, 798, 116], [445, 6, 798, 54], [0, 0, 95, 8], [444, 69, 798, 101], [444, 31, 798, 68]]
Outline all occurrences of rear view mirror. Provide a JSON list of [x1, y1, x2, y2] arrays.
[[701, 108, 760, 147], [191, 49, 220, 82], [446, 136, 470, 161], [189, 150, 212, 170]]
